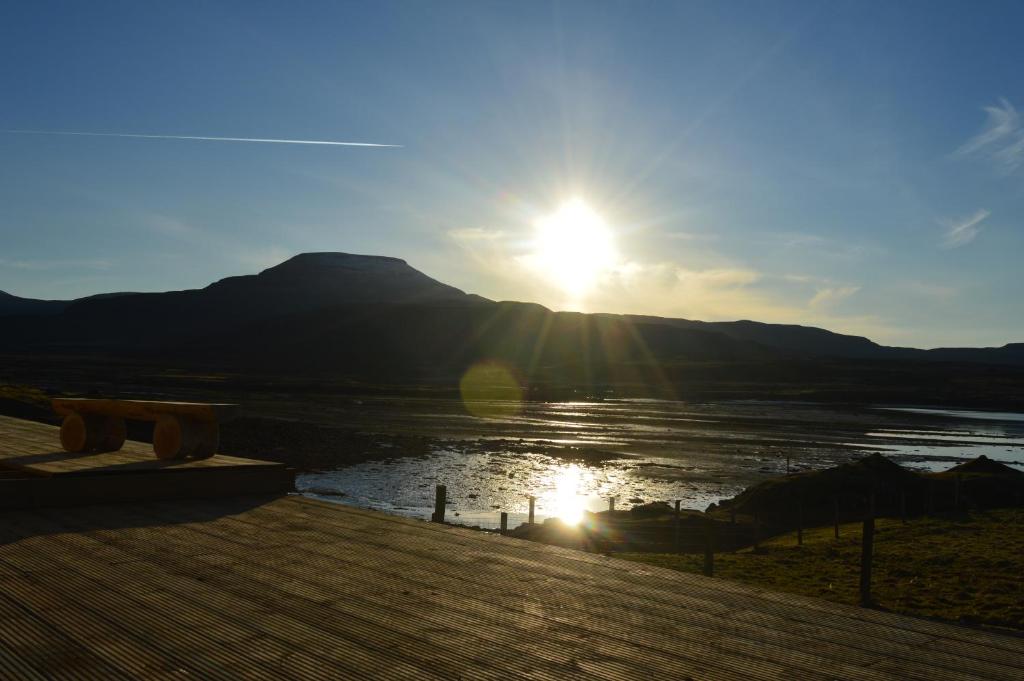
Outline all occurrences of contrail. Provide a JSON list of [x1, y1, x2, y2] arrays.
[[0, 129, 401, 147]]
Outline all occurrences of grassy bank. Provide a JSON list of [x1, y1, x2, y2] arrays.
[[619, 508, 1024, 632]]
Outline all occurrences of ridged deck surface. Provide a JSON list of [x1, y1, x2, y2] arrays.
[[0, 493, 1022, 680]]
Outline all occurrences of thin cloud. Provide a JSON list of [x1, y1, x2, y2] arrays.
[[0, 257, 111, 271], [941, 209, 989, 249], [448, 227, 506, 242], [955, 99, 1024, 173], [809, 285, 860, 308], [0, 129, 401, 148]]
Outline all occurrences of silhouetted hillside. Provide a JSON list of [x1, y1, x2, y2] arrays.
[[0, 291, 67, 317], [2, 252, 1022, 402]]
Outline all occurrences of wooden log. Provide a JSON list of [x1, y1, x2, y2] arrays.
[[152, 414, 212, 460], [52, 398, 238, 423], [59, 413, 126, 453]]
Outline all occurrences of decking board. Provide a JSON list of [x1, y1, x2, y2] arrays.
[[0, 415, 1022, 679]]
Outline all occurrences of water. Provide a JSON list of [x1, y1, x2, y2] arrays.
[[298, 400, 1024, 527], [858, 406, 1024, 471], [299, 448, 746, 529]]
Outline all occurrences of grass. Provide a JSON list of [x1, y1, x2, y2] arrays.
[[0, 383, 51, 406], [618, 508, 1024, 632]]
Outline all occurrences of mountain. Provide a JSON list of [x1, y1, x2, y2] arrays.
[[1, 252, 1021, 379], [0, 291, 68, 317], [2, 253, 486, 349], [618, 315, 885, 359]]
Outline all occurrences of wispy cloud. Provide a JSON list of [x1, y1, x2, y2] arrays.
[[955, 99, 1024, 173], [448, 227, 506, 242], [774, 232, 878, 260], [0, 257, 111, 271], [940, 209, 989, 249], [0, 129, 401, 148], [809, 285, 860, 308]]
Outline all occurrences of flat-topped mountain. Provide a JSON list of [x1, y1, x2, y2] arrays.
[[204, 252, 482, 306]]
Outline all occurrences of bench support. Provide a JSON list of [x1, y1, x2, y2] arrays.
[[153, 415, 219, 460], [59, 413, 126, 453]]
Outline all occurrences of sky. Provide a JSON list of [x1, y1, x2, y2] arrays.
[[1, 1, 1023, 349]]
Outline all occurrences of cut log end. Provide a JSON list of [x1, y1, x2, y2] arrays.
[[153, 415, 218, 460], [60, 413, 127, 453]]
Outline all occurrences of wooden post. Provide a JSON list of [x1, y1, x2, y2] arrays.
[[673, 500, 681, 553], [860, 493, 875, 607], [954, 474, 962, 510], [926, 479, 934, 516], [900, 489, 907, 524], [608, 497, 615, 513], [528, 496, 535, 525], [500, 512, 508, 535], [796, 498, 803, 547], [752, 511, 760, 551], [703, 520, 715, 577], [432, 484, 447, 523], [834, 496, 840, 539]]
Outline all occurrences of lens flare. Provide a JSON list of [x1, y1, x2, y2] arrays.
[[459, 361, 523, 418]]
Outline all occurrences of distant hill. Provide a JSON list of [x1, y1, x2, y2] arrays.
[[2, 253, 1022, 393], [0, 291, 68, 317]]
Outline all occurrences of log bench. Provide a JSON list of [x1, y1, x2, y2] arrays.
[[52, 398, 239, 460]]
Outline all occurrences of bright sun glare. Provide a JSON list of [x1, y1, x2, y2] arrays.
[[549, 464, 586, 525], [531, 198, 617, 299]]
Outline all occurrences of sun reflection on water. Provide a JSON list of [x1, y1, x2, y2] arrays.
[[547, 464, 587, 525]]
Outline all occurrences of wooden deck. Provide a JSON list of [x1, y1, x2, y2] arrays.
[[0, 416, 1022, 679], [1, 496, 1022, 680], [0, 416, 294, 508]]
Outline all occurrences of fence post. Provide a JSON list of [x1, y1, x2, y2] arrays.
[[673, 500, 681, 553], [752, 511, 760, 551], [796, 497, 803, 547], [860, 493, 875, 607], [833, 496, 840, 539], [608, 497, 615, 513], [431, 484, 447, 523], [703, 520, 715, 577], [500, 511, 508, 535], [528, 496, 535, 525]]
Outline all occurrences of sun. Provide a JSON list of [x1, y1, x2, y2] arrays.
[[530, 198, 617, 299]]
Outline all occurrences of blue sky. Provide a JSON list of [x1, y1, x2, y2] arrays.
[[1, 1, 1022, 348]]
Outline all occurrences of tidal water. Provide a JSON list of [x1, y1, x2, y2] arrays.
[[298, 401, 1024, 529]]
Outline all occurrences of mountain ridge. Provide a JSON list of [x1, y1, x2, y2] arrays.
[[1, 252, 1020, 368]]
